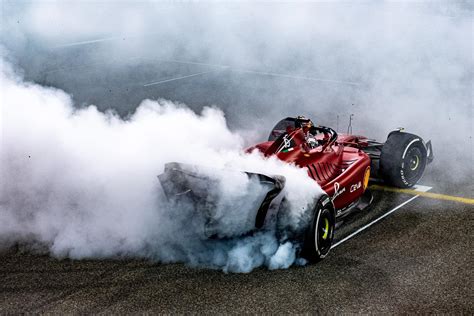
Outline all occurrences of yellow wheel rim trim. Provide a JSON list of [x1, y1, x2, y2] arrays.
[[322, 217, 329, 240], [410, 155, 420, 170]]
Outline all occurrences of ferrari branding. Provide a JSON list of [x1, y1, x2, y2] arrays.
[[279, 134, 294, 153], [283, 135, 291, 148], [332, 182, 345, 200]]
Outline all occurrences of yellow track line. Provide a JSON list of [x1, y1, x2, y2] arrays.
[[370, 184, 474, 205]]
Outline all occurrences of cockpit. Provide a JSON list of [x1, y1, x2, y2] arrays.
[[268, 116, 338, 154]]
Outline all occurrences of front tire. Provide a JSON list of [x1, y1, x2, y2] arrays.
[[380, 131, 427, 188], [301, 195, 335, 263]]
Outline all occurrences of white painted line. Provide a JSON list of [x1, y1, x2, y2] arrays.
[[53, 37, 121, 48], [141, 57, 229, 69], [232, 69, 360, 86], [140, 57, 359, 86], [143, 70, 216, 87], [45, 53, 359, 87], [331, 185, 432, 249], [413, 184, 432, 192]]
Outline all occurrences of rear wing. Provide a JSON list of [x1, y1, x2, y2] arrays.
[[425, 140, 434, 164], [158, 162, 285, 238]]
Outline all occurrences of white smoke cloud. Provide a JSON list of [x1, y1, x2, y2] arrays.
[[0, 58, 324, 272], [2, 1, 470, 185]]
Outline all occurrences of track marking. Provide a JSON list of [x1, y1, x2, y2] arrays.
[[411, 184, 433, 192], [143, 70, 218, 87], [53, 36, 121, 48], [231, 68, 360, 86], [140, 57, 229, 69], [371, 184, 474, 205], [331, 185, 432, 249], [44, 54, 359, 87], [140, 57, 360, 86], [331, 195, 420, 249]]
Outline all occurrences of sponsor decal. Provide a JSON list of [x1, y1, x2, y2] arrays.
[[336, 201, 357, 217], [283, 134, 291, 148], [332, 182, 346, 201], [279, 134, 294, 153], [350, 181, 362, 193]]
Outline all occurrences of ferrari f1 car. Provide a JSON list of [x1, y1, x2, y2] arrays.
[[158, 116, 433, 262]]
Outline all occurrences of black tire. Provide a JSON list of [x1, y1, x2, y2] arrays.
[[380, 131, 427, 188], [301, 195, 336, 263]]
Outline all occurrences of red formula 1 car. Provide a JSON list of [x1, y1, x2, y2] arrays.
[[159, 116, 433, 262]]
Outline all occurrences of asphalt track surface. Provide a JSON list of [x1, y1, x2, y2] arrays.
[[2, 45, 473, 313]]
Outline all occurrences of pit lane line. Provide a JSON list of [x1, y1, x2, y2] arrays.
[[331, 185, 432, 249]]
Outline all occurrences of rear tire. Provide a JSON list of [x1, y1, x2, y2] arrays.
[[380, 131, 427, 188], [301, 195, 335, 263]]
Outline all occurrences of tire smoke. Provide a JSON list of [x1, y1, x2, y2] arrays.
[[0, 59, 323, 272]]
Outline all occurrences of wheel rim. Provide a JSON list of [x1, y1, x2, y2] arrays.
[[404, 147, 424, 182], [315, 209, 333, 255], [409, 154, 420, 171]]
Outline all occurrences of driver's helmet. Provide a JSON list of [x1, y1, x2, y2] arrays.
[[295, 115, 313, 132], [296, 116, 318, 148]]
